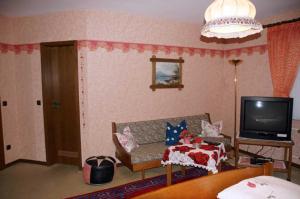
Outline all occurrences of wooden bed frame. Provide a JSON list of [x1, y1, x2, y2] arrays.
[[133, 163, 273, 199]]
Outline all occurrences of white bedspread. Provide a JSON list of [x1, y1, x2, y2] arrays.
[[217, 176, 300, 199]]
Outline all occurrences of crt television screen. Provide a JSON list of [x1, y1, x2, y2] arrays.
[[244, 100, 289, 133]]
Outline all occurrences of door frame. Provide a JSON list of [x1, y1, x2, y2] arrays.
[[40, 40, 82, 168], [0, 99, 5, 170]]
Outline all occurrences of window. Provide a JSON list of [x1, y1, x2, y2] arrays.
[[290, 66, 300, 120]]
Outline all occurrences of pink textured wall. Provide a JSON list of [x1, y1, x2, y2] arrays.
[[223, 9, 300, 50], [292, 130, 300, 164], [219, 49, 273, 139], [0, 9, 299, 165], [10, 11, 87, 44], [0, 16, 14, 43], [260, 9, 300, 26], [14, 52, 46, 161], [222, 51, 287, 161], [0, 50, 45, 163], [0, 10, 224, 164], [85, 10, 222, 49], [80, 48, 224, 159], [223, 11, 300, 163], [0, 52, 21, 163]]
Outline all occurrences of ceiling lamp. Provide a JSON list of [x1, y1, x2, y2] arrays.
[[201, 0, 263, 39]]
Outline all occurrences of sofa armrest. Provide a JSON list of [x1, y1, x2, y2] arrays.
[[203, 134, 232, 152], [220, 133, 231, 140], [112, 122, 132, 169], [112, 133, 131, 157], [112, 122, 131, 156], [220, 133, 232, 152]]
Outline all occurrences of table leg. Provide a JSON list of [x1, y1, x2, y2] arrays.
[[141, 170, 145, 179], [217, 161, 222, 172], [166, 164, 172, 186], [287, 146, 292, 181], [180, 165, 186, 175], [235, 141, 239, 168], [284, 147, 288, 162]]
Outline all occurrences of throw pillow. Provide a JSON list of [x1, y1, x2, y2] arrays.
[[166, 120, 187, 146], [116, 126, 139, 153], [201, 120, 223, 137]]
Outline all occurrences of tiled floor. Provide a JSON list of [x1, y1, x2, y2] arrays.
[[0, 160, 299, 199]]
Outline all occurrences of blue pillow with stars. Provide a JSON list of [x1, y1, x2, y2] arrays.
[[165, 120, 187, 146]]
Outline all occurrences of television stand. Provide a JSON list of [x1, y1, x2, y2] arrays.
[[235, 137, 294, 181]]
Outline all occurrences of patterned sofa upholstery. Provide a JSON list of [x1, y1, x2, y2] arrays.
[[130, 142, 166, 164], [112, 113, 231, 179]]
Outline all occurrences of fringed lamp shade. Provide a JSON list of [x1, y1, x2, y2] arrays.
[[201, 0, 263, 39]]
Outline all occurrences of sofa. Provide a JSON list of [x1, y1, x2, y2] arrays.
[[112, 113, 231, 179]]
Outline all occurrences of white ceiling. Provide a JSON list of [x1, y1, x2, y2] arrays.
[[0, 0, 299, 24]]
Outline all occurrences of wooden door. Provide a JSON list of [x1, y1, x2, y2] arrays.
[[0, 99, 5, 169], [41, 41, 81, 167]]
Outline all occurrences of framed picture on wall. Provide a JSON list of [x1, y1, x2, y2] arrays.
[[150, 55, 184, 91]]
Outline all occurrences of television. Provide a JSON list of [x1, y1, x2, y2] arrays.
[[240, 96, 293, 141]]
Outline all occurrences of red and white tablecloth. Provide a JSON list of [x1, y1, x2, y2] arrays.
[[161, 143, 227, 174]]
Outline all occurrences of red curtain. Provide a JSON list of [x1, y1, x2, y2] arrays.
[[267, 21, 300, 97]]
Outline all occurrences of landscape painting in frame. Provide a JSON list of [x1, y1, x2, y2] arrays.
[[156, 62, 180, 86], [150, 56, 184, 91]]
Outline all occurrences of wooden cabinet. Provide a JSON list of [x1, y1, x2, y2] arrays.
[[235, 138, 294, 181]]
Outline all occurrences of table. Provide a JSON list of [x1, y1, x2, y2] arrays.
[[235, 138, 294, 181], [162, 143, 227, 186]]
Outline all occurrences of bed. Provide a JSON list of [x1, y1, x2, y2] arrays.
[[133, 163, 299, 199]]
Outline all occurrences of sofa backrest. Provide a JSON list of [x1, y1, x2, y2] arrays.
[[115, 113, 210, 145]]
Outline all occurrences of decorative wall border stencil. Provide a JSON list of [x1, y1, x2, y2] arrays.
[[0, 43, 39, 54], [78, 50, 87, 129], [224, 45, 267, 57], [77, 40, 225, 57], [0, 41, 267, 58], [77, 46, 90, 145], [77, 40, 267, 57]]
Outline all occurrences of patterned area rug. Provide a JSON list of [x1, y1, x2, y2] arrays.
[[67, 164, 234, 199]]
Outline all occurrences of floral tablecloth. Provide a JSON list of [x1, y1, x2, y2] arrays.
[[161, 143, 227, 174]]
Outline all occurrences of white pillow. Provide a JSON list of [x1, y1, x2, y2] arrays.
[[116, 126, 139, 153], [201, 120, 222, 137], [217, 176, 300, 199]]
